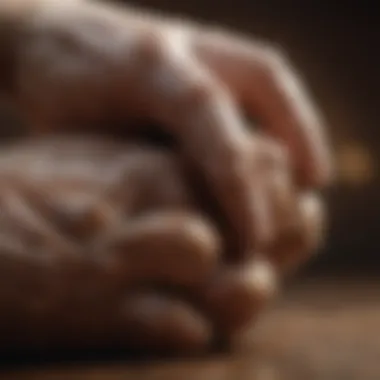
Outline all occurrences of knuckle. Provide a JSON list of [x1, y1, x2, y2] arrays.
[[173, 214, 221, 261], [299, 192, 326, 250], [135, 29, 167, 64], [265, 141, 290, 171], [212, 140, 250, 182], [262, 44, 289, 70], [253, 136, 291, 173], [182, 77, 217, 110], [258, 44, 293, 82]]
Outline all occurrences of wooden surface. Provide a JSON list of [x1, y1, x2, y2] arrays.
[[2, 278, 380, 380]]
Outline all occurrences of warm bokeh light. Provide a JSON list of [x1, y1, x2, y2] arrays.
[[335, 142, 376, 186]]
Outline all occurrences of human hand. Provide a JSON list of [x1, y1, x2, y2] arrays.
[[0, 0, 332, 256], [0, 136, 219, 354], [0, 135, 324, 353]]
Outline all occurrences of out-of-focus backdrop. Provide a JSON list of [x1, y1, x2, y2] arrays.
[[1, 1, 379, 379]]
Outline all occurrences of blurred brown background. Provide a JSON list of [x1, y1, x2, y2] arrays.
[[1, 1, 379, 379]]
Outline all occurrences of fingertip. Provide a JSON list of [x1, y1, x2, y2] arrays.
[[298, 192, 326, 252], [268, 191, 326, 274], [301, 156, 335, 189], [202, 258, 278, 335], [245, 258, 278, 300], [122, 293, 213, 354], [96, 212, 221, 287]]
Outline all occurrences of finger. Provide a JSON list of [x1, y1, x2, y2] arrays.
[[0, 180, 79, 256], [252, 137, 325, 273], [268, 192, 326, 274], [254, 136, 295, 235], [198, 258, 278, 336], [16, 180, 117, 243], [141, 34, 273, 251], [194, 32, 332, 187], [93, 211, 221, 287], [3, 289, 212, 353], [0, 207, 92, 349], [117, 292, 212, 354], [103, 147, 196, 215]]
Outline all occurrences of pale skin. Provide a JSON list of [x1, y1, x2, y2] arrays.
[[0, 135, 324, 353], [0, 0, 332, 258]]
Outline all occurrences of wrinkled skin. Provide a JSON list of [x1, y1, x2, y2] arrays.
[[0, 0, 332, 357], [0, 0, 332, 259], [0, 135, 324, 354]]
